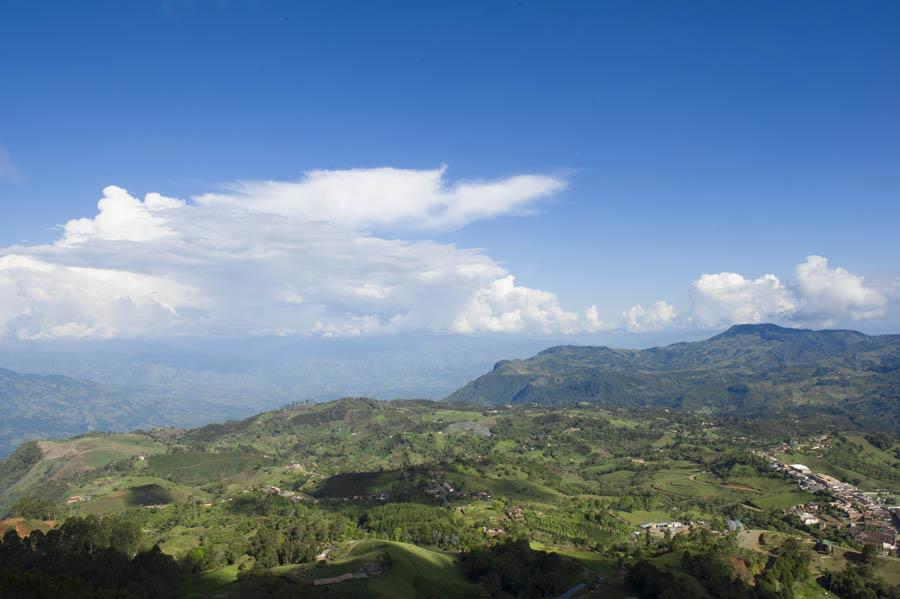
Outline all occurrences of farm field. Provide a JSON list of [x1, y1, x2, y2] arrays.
[[2, 397, 898, 598], [147, 452, 266, 485]]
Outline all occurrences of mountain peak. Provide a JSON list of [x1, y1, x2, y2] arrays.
[[446, 324, 895, 412], [715, 323, 802, 338], [713, 323, 867, 341]]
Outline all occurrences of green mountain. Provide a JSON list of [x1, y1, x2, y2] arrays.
[[0, 367, 174, 457], [2, 394, 897, 598], [446, 324, 900, 426]]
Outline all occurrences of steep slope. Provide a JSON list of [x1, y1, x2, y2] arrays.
[[446, 324, 900, 424]]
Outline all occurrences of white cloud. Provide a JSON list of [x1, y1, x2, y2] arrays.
[[0, 255, 203, 339], [452, 275, 580, 334], [62, 185, 184, 244], [584, 305, 616, 332], [622, 300, 677, 332], [687, 256, 891, 329], [794, 255, 886, 323], [195, 166, 566, 231], [0, 171, 585, 339], [690, 272, 796, 328], [3, 167, 893, 339]]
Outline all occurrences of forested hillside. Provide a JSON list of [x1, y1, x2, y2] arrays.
[[447, 324, 900, 429]]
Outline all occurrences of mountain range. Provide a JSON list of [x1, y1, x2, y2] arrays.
[[0, 368, 177, 457], [2, 324, 898, 458], [446, 324, 900, 429]]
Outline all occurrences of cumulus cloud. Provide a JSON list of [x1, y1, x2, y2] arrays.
[[794, 255, 886, 323], [61, 185, 184, 244], [0, 169, 588, 339], [584, 305, 616, 333], [0, 254, 203, 339], [687, 256, 890, 329], [622, 300, 677, 332], [195, 166, 566, 231], [2, 166, 893, 339], [689, 272, 796, 328], [452, 275, 580, 334]]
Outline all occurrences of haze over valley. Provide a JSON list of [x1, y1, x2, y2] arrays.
[[1, 2, 898, 598]]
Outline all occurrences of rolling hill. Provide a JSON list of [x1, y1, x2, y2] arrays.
[[446, 324, 900, 427], [1, 393, 897, 597]]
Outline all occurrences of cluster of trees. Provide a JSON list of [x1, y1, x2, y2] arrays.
[[627, 559, 703, 598], [708, 452, 772, 480], [864, 432, 895, 451], [823, 437, 900, 486], [609, 491, 657, 513], [11, 496, 58, 520], [524, 499, 627, 548], [226, 494, 356, 569], [820, 547, 900, 599], [628, 532, 816, 599], [750, 538, 809, 598], [124, 493, 356, 573], [459, 538, 581, 598], [0, 442, 45, 515], [0, 516, 180, 598], [358, 502, 474, 549]]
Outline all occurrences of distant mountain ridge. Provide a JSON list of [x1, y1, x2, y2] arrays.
[[0, 367, 174, 457], [446, 324, 900, 427]]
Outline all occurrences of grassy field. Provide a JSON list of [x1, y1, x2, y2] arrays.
[[752, 491, 814, 510], [178, 563, 241, 599], [72, 476, 205, 515], [158, 526, 204, 556], [615, 510, 674, 525], [813, 545, 900, 586], [178, 540, 479, 599], [445, 470, 561, 502], [147, 452, 264, 485]]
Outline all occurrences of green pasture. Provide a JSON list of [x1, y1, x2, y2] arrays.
[[147, 452, 264, 485], [444, 471, 561, 502]]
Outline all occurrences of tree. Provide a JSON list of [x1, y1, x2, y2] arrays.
[[11, 496, 57, 520], [248, 526, 280, 568], [860, 543, 879, 565]]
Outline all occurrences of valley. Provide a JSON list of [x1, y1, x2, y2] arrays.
[[1, 326, 898, 598], [1, 394, 898, 598]]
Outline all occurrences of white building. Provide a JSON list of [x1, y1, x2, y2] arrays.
[[790, 464, 811, 474], [798, 512, 820, 526]]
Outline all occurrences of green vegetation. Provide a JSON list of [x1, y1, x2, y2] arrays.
[[147, 452, 265, 485], [1, 326, 899, 598], [447, 324, 900, 433], [459, 538, 584, 597], [10, 496, 58, 520], [0, 367, 172, 457]]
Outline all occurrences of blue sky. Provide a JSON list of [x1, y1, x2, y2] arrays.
[[1, 0, 899, 340]]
